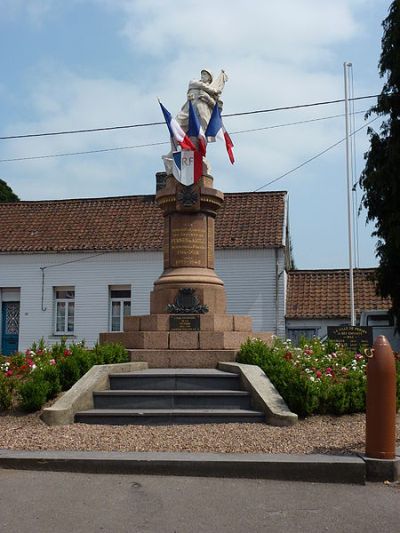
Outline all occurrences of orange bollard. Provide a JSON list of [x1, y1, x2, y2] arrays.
[[366, 335, 397, 459]]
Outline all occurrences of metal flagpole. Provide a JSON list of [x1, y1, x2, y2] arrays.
[[344, 62, 356, 326]]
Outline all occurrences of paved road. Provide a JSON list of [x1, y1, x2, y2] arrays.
[[0, 469, 399, 532]]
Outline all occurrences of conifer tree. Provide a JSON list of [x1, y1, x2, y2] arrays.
[[0, 178, 20, 202], [359, 0, 400, 325]]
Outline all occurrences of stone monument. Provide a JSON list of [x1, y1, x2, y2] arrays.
[[100, 70, 272, 367]]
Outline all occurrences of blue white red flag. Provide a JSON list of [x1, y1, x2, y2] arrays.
[[172, 150, 202, 185], [159, 100, 197, 152], [205, 103, 235, 164], [187, 100, 207, 157]]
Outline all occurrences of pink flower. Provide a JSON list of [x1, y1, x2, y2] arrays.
[[5, 370, 13, 377], [49, 359, 56, 366], [315, 370, 322, 379], [304, 349, 313, 356], [354, 353, 363, 362]]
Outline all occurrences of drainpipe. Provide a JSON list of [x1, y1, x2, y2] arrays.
[[275, 249, 285, 336]]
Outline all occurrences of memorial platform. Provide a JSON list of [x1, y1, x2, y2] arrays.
[[99, 174, 273, 368]]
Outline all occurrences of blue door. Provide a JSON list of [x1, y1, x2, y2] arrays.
[[1, 302, 20, 356]]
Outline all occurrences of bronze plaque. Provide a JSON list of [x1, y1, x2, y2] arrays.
[[327, 325, 373, 351], [169, 315, 200, 331]]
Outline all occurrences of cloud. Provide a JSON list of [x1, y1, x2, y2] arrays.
[[0, 0, 382, 267], [102, 0, 361, 63], [0, 0, 56, 27]]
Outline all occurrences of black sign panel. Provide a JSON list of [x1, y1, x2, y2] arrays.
[[169, 315, 200, 331], [327, 325, 373, 351]]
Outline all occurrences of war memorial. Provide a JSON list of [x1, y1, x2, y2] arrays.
[[100, 69, 272, 367]]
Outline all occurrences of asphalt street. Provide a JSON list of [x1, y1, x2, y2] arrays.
[[0, 469, 399, 532]]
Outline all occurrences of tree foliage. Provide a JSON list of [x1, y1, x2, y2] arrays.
[[359, 1, 400, 325], [0, 179, 20, 202]]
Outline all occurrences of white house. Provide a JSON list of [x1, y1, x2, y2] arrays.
[[0, 190, 290, 354]]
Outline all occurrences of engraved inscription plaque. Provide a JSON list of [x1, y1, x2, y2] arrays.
[[170, 315, 200, 331], [169, 213, 207, 268]]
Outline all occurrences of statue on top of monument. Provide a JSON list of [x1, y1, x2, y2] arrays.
[[176, 69, 228, 132], [162, 69, 228, 175]]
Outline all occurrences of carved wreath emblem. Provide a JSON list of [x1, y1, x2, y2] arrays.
[[167, 288, 209, 314], [177, 185, 198, 207]]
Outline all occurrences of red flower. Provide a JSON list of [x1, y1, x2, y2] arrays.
[[315, 370, 322, 379], [284, 351, 292, 360], [63, 349, 72, 357], [5, 370, 13, 377]]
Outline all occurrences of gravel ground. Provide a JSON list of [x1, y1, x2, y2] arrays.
[[1, 408, 399, 455]]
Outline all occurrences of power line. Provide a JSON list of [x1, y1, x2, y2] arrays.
[[0, 141, 168, 163], [253, 116, 379, 192], [0, 111, 367, 164], [223, 94, 376, 117], [0, 94, 378, 141], [232, 110, 365, 135]]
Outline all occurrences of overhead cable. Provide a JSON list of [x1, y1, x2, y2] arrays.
[[0, 94, 378, 141], [0, 111, 366, 164], [253, 116, 379, 192]]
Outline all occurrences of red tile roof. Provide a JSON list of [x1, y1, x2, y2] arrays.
[[286, 269, 391, 319], [0, 192, 286, 253]]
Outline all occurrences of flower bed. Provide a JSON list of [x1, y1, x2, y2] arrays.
[[238, 337, 400, 417], [0, 339, 128, 412]]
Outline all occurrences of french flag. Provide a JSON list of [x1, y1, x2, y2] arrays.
[[205, 103, 235, 164], [159, 100, 197, 152], [172, 150, 202, 185], [187, 100, 207, 157]]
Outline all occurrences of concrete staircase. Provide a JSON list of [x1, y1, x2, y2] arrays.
[[74, 369, 265, 425]]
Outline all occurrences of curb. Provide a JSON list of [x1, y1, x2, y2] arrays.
[[0, 449, 367, 484]]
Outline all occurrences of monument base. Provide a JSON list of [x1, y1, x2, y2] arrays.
[[99, 313, 273, 368], [128, 349, 238, 368]]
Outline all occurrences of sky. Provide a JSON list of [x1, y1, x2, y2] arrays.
[[0, 0, 392, 269]]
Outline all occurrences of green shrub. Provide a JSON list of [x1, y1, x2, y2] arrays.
[[70, 345, 95, 376], [93, 343, 128, 365], [57, 356, 81, 391], [0, 374, 13, 410], [37, 365, 61, 399], [18, 377, 50, 412], [237, 337, 376, 417]]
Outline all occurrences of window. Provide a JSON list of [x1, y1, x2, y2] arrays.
[[109, 287, 131, 332], [54, 287, 75, 334], [287, 328, 319, 344], [366, 313, 393, 327]]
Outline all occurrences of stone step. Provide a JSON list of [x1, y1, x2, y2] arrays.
[[74, 408, 265, 425], [93, 390, 252, 410], [128, 349, 238, 368], [109, 369, 241, 391]]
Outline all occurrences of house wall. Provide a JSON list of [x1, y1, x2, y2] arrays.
[[286, 318, 345, 341], [0, 247, 285, 352]]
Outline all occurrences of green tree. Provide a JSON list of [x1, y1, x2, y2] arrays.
[[359, 1, 400, 325], [0, 179, 20, 202]]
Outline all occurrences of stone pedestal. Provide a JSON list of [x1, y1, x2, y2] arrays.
[[99, 174, 273, 368], [150, 175, 225, 314]]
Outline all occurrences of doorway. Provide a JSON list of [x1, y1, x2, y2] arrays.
[[1, 301, 20, 355]]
